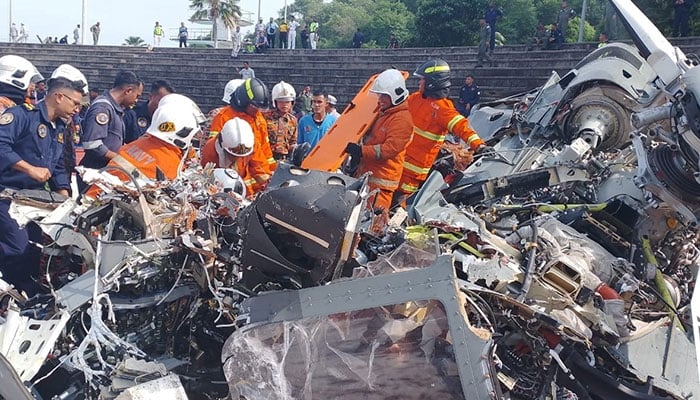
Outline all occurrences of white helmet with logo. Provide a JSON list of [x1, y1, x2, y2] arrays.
[[147, 102, 201, 149], [158, 93, 206, 125], [369, 68, 408, 106], [0, 55, 44, 91], [50, 64, 88, 95], [216, 117, 255, 157], [222, 79, 244, 104], [271, 80, 296, 105]]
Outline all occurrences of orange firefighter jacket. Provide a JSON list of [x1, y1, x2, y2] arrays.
[[200, 135, 258, 195], [84, 134, 193, 198], [356, 100, 413, 191], [209, 106, 276, 176], [399, 92, 484, 194]]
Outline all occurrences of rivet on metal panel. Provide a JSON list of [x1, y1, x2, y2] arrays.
[[429, 284, 433, 288], [348, 297, 352, 300], [347, 290, 352, 294], [386, 283, 392, 288], [388, 290, 393, 294]]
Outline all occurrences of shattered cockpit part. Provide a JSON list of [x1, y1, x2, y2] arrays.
[[226, 256, 499, 400], [236, 162, 369, 291]]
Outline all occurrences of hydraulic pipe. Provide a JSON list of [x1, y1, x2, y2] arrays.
[[641, 235, 684, 331]]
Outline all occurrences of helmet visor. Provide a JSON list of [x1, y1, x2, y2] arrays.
[[224, 143, 254, 157]]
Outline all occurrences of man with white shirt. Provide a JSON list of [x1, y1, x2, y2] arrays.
[[231, 26, 242, 58], [288, 15, 300, 49], [239, 62, 255, 80]]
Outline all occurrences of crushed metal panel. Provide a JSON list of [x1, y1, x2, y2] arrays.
[[616, 320, 700, 396], [55, 270, 104, 312], [113, 374, 188, 400], [0, 308, 70, 381], [228, 256, 499, 399], [0, 353, 33, 400]]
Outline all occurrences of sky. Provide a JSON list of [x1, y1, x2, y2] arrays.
[[3, 0, 287, 47]]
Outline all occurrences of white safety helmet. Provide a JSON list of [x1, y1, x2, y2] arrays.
[[50, 64, 88, 95], [369, 69, 408, 106], [213, 168, 247, 198], [271, 80, 296, 104], [327, 95, 337, 106], [222, 79, 244, 104], [217, 117, 255, 157], [0, 55, 44, 91], [157, 93, 207, 125], [147, 102, 201, 149]]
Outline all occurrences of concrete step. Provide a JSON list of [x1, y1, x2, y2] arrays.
[[2, 37, 699, 113]]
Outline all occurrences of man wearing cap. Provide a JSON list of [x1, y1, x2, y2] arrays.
[[327, 95, 341, 118]]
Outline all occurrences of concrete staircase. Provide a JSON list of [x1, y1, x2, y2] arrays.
[[1, 38, 700, 113]]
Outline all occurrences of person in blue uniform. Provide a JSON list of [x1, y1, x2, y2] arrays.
[[123, 79, 175, 144], [0, 76, 86, 294], [78, 70, 142, 190], [456, 75, 480, 117]]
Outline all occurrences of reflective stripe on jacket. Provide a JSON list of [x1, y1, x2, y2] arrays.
[[356, 101, 413, 191], [402, 92, 483, 182]]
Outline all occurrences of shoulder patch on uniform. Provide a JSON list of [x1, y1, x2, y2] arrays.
[[37, 124, 47, 138], [22, 103, 34, 111], [57, 132, 64, 144], [96, 112, 109, 125], [137, 117, 148, 128], [0, 113, 14, 125]]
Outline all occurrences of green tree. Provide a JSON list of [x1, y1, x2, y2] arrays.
[[414, 0, 485, 46], [498, 0, 538, 44], [123, 36, 146, 46], [287, 0, 414, 49], [190, 0, 240, 48], [364, 0, 415, 47]]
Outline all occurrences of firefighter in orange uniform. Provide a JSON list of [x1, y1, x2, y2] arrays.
[[205, 79, 243, 139], [344, 69, 413, 213], [209, 78, 275, 187], [396, 59, 488, 202], [83, 95, 202, 198], [200, 117, 259, 196]]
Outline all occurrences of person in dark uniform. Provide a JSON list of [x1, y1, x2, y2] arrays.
[[0, 76, 85, 294], [456, 75, 480, 117], [484, 1, 503, 53], [123, 79, 175, 144], [673, 0, 695, 37], [78, 70, 142, 190], [48, 64, 89, 192]]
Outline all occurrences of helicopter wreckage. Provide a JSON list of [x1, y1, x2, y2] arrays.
[[0, 0, 699, 398]]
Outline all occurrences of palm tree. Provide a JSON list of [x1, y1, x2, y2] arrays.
[[123, 36, 146, 46], [190, 0, 241, 48]]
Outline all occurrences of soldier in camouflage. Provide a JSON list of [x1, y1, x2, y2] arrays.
[[265, 81, 298, 161]]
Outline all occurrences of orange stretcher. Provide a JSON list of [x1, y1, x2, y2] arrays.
[[301, 70, 409, 172]]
